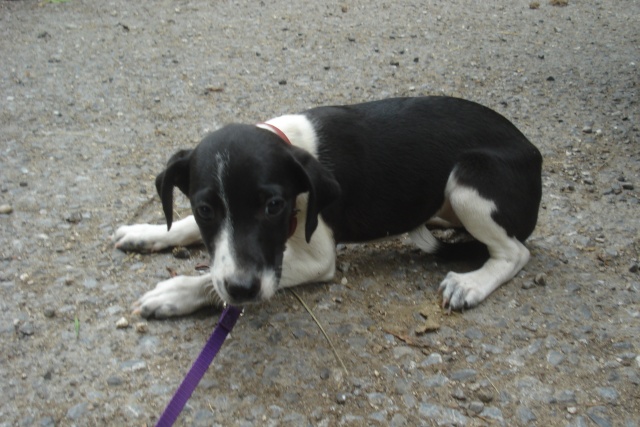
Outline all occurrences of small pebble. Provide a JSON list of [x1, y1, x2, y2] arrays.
[[337, 262, 351, 273], [65, 212, 82, 224], [517, 406, 537, 423], [340, 277, 348, 285], [43, 308, 55, 318], [336, 392, 347, 404], [451, 388, 466, 401], [469, 401, 484, 414], [547, 350, 565, 366], [476, 389, 494, 403], [135, 322, 148, 333], [451, 369, 477, 381], [534, 273, 547, 286], [0, 204, 13, 214], [319, 368, 330, 380], [172, 246, 190, 259], [107, 376, 123, 386], [567, 406, 577, 414], [19, 322, 35, 336], [115, 317, 129, 329]]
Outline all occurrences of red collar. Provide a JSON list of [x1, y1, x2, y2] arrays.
[[257, 122, 292, 145]]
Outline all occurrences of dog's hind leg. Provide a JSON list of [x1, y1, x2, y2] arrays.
[[438, 176, 530, 310], [113, 215, 201, 252]]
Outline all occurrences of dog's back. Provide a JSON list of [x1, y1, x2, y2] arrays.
[[303, 96, 542, 244]]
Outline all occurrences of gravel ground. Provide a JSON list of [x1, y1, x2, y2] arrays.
[[1, 0, 639, 426]]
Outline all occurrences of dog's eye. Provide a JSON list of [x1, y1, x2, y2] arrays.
[[265, 198, 285, 217], [196, 205, 214, 221]]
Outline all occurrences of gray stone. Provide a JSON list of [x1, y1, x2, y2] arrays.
[[451, 388, 466, 401], [422, 353, 443, 366], [120, 360, 146, 372], [479, 406, 504, 423], [66, 402, 88, 420], [464, 327, 483, 340], [450, 369, 477, 382], [547, 350, 565, 366], [367, 392, 392, 408], [340, 414, 364, 423], [553, 389, 576, 403], [596, 387, 619, 402], [419, 403, 468, 425], [38, 416, 55, 427], [368, 410, 388, 423], [393, 345, 416, 359], [468, 401, 484, 413], [390, 413, 408, 427], [481, 343, 503, 354], [516, 406, 536, 423], [19, 322, 34, 336], [401, 393, 417, 408], [424, 374, 449, 388], [587, 406, 613, 427], [566, 416, 589, 427], [106, 375, 123, 386]]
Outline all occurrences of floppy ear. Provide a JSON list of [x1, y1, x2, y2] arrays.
[[155, 149, 192, 230], [290, 149, 341, 243]]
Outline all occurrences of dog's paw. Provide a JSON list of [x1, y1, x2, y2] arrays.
[[438, 272, 485, 311], [112, 224, 170, 252], [132, 275, 214, 319]]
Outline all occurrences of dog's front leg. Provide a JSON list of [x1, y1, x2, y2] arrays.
[[132, 274, 216, 318], [112, 215, 201, 252]]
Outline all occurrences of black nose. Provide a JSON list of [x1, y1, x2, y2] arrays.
[[224, 275, 261, 302]]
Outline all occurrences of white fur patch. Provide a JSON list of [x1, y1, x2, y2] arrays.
[[259, 114, 319, 156], [210, 225, 238, 300], [209, 152, 241, 301], [409, 225, 440, 253], [278, 194, 336, 288]]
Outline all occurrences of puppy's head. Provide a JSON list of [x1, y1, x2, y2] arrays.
[[155, 124, 340, 305]]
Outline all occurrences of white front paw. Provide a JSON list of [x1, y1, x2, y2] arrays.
[[112, 223, 170, 252], [132, 275, 216, 319], [438, 272, 484, 311]]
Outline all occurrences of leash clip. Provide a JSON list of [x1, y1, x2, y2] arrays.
[[222, 302, 245, 317]]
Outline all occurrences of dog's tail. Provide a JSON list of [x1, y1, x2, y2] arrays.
[[409, 226, 490, 261]]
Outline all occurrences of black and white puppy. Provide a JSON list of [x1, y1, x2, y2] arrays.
[[113, 96, 542, 318]]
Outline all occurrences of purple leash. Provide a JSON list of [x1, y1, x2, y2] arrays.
[[155, 305, 243, 427]]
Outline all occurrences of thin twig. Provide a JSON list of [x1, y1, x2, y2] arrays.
[[289, 289, 349, 375], [484, 375, 500, 395]]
